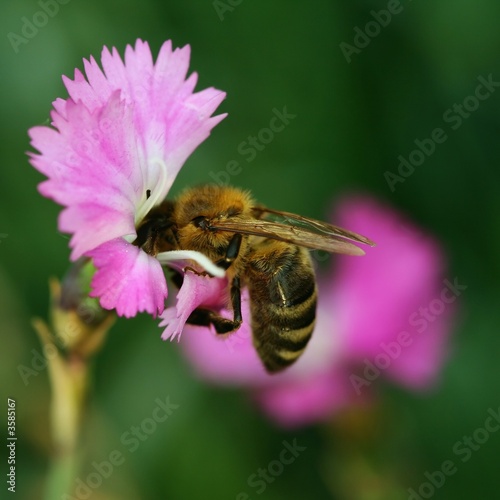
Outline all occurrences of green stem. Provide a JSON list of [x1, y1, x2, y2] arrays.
[[33, 319, 89, 500]]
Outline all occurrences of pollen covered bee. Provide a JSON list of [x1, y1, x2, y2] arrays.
[[134, 185, 375, 373]]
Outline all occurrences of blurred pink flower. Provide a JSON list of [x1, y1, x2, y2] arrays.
[[180, 196, 454, 427], [28, 39, 226, 318]]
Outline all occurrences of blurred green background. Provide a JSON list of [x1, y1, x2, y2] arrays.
[[1, 1, 500, 499]]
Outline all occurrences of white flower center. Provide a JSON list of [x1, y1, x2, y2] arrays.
[[157, 250, 225, 278], [135, 157, 168, 225]]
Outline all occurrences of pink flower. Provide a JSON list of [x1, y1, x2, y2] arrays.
[[28, 40, 226, 317], [180, 196, 455, 427], [159, 265, 229, 342]]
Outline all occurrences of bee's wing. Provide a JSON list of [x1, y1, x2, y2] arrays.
[[252, 206, 376, 247], [209, 216, 374, 256]]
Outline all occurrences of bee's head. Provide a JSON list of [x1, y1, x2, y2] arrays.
[[173, 185, 254, 259]]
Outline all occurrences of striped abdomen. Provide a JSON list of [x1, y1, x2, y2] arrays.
[[246, 241, 317, 373]]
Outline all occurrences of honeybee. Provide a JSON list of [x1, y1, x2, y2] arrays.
[[134, 185, 374, 373]]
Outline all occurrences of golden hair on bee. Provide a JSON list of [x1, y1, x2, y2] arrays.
[[171, 185, 254, 266], [174, 184, 255, 225]]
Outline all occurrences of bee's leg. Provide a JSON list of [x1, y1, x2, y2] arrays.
[[215, 233, 242, 270], [186, 308, 241, 334], [210, 233, 244, 328], [183, 276, 242, 334], [230, 276, 242, 324]]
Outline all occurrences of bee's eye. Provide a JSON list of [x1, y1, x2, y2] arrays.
[[192, 216, 209, 229]]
